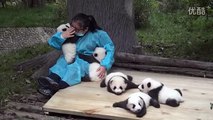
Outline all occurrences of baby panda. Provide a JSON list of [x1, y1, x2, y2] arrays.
[[80, 47, 107, 82], [57, 23, 80, 64], [89, 47, 107, 82], [113, 92, 160, 117], [138, 78, 184, 107], [100, 72, 138, 95]]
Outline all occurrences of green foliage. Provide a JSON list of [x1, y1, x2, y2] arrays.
[[186, 0, 211, 7], [0, 44, 53, 106], [158, 0, 183, 13], [134, 0, 151, 28], [0, 3, 67, 27], [54, 0, 68, 24], [137, 10, 213, 61]]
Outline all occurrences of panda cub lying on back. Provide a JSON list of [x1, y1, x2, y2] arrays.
[[138, 78, 184, 107], [100, 72, 138, 95], [57, 23, 79, 64], [113, 92, 160, 117]]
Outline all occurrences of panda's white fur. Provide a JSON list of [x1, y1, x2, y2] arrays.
[[138, 78, 184, 107], [57, 23, 76, 64], [127, 92, 151, 112], [100, 72, 138, 95], [104, 72, 128, 87], [89, 47, 107, 82], [113, 92, 160, 117], [105, 72, 129, 94]]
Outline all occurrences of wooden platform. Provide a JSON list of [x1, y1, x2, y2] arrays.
[[43, 68, 213, 120]]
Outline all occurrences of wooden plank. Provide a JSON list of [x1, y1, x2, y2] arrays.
[[43, 69, 213, 120]]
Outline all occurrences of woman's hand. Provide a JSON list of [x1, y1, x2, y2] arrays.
[[61, 27, 75, 39], [97, 66, 106, 79]]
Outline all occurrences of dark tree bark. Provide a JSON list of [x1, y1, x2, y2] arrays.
[[22, 0, 45, 8], [67, 0, 138, 53]]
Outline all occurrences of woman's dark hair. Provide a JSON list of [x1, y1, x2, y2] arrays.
[[71, 13, 102, 32]]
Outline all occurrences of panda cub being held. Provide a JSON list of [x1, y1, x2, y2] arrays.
[[80, 47, 107, 82], [57, 23, 80, 64], [138, 78, 184, 107], [113, 92, 160, 117], [89, 47, 107, 82], [100, 72, 138, 95]]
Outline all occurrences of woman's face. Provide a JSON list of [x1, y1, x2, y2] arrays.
[[71, 20, 88, 36]]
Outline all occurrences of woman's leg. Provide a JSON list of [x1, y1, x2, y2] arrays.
[[37, 73, 60, 91], [37, 73, 69, 97]]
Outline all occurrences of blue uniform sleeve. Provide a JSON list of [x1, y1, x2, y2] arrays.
[[98, 31, 115, 71], [48, 32, 65, 50]]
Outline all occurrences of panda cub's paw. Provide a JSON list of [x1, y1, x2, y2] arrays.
[[149, 99, 160, 108], [166, 98, 180, 107]]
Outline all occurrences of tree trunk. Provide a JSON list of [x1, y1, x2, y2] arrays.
[[22, 0, 45, 8], [67, 0, 138, 53], [15, 50, 61, 79]]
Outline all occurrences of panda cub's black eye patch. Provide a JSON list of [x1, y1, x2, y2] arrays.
[[147, 82, 151, 88], [94, 53, 98, 57], [119, 86, 123, 90], [62, 28, 67, 31], [132, 104, 136, 109], [113, 86, 116, 90], [141, 85, 144, 89]]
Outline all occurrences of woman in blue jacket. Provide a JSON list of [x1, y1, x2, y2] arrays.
[[37, 13, 115, 97]]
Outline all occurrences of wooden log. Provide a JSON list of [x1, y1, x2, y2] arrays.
[[114, 62, 213, 78], [14, 50, 61, 71], [115, 52, 213, 71], [14, 50, 213, 79]]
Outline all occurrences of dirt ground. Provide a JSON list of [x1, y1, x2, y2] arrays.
[[0, 86, 104, 120]]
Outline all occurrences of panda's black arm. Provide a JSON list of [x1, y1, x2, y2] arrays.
[[126, 80, 139, 90], [81, 75, 91, 82], [150, 99, 160, 108], [62, 36, 79, 44], [112, 100, 128, 110], [100, 79, 106, 87], [78, 53, 99, 64], [127, 75, 133, 81]]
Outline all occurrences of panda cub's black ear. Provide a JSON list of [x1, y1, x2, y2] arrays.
[[127, 75, 133, 81], [100, 79, 106, 87]]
